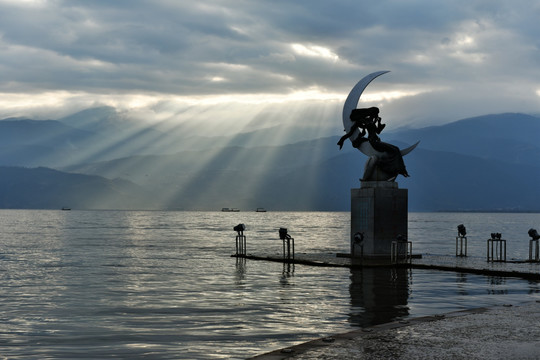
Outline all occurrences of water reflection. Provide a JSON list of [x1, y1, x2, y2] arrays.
[[487, 276, 508, 295], [349, 267, 411, 326], [456, 272, 469, 296], [234, 257, 246, 284], [528, 280, 540, 295], [279, 263, 295, 287]]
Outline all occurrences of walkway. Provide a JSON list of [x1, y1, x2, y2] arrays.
[[235, 252, 540, 280]]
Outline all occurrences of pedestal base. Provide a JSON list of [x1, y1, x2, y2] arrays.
[[351, 181, 408, 258]]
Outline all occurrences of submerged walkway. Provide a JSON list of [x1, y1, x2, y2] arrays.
[[233, 252, 540, 280], [239, 252, 540, 359]]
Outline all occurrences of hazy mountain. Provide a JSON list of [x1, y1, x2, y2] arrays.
[[59, 106, 132, 133], [62, 137, 540, 212], [386, 113, 540, 166], [0, 119, 95, 167], [0, 109, 185, 166], [0, 166, 157, 210], [400, 149, 540, 211], [62, 137, 346, 186], [0, 107, 343, 167], [59, 106, 341, 150], [1, 110, 540, 211], [61, 137, 351, 209], [0, 118, 92, 146]]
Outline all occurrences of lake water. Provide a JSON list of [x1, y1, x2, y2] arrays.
[[1, 210, 540, 359]]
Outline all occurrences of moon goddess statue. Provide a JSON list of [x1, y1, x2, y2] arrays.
[[338, 71, 419, 182]]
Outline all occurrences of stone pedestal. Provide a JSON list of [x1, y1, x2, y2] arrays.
[[351, 181, 408, 258]]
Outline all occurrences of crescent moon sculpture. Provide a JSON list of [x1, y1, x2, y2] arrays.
[[339, 71, 419, 181], [342, 70, 389, 139]]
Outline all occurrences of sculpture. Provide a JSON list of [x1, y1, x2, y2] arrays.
[[338, 71, 419, 181]]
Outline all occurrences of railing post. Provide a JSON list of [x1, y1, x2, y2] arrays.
[[487, 233, 506, 262], [234, 224, 246, 256], [529, 229, 540, 262], [391, 235, 412, 264], [456, 224, 467, 257], [279, 228, 294, 261], [456, 236, 467, 257]]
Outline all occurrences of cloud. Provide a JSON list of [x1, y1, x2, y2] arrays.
[[1, 0, 540, 129]]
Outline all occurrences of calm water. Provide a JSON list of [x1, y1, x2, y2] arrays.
[[1, 210, 540, 359]]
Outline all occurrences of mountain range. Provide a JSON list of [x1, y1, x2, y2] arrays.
[[1, 107, 539, 211]]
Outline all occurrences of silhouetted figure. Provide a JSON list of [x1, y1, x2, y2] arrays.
[[337, 107, 384, 149], [338, 107, 409, 181]]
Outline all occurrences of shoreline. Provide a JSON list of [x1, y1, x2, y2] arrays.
[[250, 300, 540, 359]]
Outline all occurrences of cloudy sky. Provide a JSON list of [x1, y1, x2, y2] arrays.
[[1, 0, 540, 134]]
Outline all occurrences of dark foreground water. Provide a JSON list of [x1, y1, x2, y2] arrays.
[[1, 210, 539, 359]]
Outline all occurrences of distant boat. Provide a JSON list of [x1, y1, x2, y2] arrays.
[[256, 208, 267, 212], [221, 208, 240, 212], [61, 207, 71, 211]]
